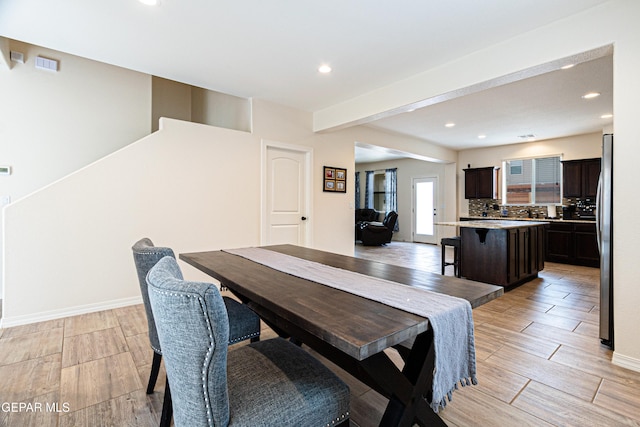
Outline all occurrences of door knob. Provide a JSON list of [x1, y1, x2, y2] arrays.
[[301, 216, 307, 221]]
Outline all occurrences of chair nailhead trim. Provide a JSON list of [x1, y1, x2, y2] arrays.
[[228, 331, 260, 344], [325, 412, 349, 426], [198, 295, 216, 424], [150, 288, 217, 424]]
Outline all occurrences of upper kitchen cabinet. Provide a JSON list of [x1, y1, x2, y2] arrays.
[[464, 167, 500, 199], [562, 158, 601, 198]]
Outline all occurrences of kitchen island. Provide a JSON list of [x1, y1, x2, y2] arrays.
[[438, 220, 548, 287]]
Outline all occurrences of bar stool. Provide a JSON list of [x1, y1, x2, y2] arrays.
[[441, 236, 461, 278]]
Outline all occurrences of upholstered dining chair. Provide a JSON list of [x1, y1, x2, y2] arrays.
[[147, 255, 351, 427], [132, 238, 261, 426]]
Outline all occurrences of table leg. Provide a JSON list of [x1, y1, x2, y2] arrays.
[[375, 329, 446, 427], [248, 302, 447, 427]]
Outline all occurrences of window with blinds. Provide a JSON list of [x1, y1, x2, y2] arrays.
[[504, 156, 561, 204]]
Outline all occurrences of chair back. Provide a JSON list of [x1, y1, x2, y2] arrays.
[[147, 256, 231, 427], [384, 211, 399, 231], [131, 238, 175, 354], [355, 208, 378, 223]]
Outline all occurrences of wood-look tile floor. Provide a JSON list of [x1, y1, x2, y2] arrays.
[[1, 242, 639, 426]]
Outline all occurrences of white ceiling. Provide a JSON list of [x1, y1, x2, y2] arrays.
[[0, 0, 613, 161], [365, 53, 613, 151]]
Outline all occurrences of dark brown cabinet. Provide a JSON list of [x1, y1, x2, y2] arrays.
[[546, 222, 573, 264], [545, 222, 599, 267], [562, 158, 601, 198], [464, 167, 499, 199], [574, 223, 600, 266]]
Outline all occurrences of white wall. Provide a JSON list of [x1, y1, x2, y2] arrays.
[[1, 101, 364, 325], [609, 4, 640, 371], [2, 119, 260, 325], [457, 132, 602, 216], [6, 84, 457, 325], [0, 40, 151, 299], [0, 40, 151, 199], [251, 99, 357, 256], [0, 46, 369, 326]]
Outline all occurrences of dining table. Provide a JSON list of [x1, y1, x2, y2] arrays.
[[180, 244, 503, 427]]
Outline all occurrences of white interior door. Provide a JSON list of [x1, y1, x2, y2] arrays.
[[263, 144, 311, 246], [413, 177, 438, 244]]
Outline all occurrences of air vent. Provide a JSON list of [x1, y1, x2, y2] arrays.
[[518, 134, 536, 139], [10, 51, 24, 63]]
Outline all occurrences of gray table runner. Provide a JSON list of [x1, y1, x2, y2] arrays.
[[224, 247, 477, 412]]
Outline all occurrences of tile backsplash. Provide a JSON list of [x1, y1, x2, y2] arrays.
[[468, 199, 562, 219]]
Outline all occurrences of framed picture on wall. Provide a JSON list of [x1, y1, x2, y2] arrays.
[[324, 166, 346, 193]]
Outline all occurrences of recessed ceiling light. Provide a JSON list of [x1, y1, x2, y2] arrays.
[[561, 64, 575, 70], [445, 122, 455, 128], [318, 64, 332, 74], [139, 0, 159, 5], [601, 113, 613, 119], [478, 134, 487, 139], [582, 92, 601, 99]]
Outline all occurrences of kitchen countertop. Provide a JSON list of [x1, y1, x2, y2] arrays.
[[437, 220, 549, 229], [460, 216, 596, 224]]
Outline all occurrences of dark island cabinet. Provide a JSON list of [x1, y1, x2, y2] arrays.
[[506, 225, 545, 284], [562, 158, 601, 199], [464, 167, 499, 199], [545, 222, 599, 267], [505, 227, 530, 285], [461, 223, 544, 288]]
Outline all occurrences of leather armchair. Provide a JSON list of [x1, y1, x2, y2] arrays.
[[360, 211, 398, 246], [355, 208, 380, 241]]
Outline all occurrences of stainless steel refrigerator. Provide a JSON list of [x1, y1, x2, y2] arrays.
[[598, 133, 613, 348]]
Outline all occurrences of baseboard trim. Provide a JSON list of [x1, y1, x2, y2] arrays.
[[612, 351, 640, 373], [0, 296, 143, 329]]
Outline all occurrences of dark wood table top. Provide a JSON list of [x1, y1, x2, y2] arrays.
[[180, 244, 503, 361]]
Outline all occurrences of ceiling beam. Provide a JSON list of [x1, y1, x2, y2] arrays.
[[313, 44, 612, 134], [312, 0, 616, 134]]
